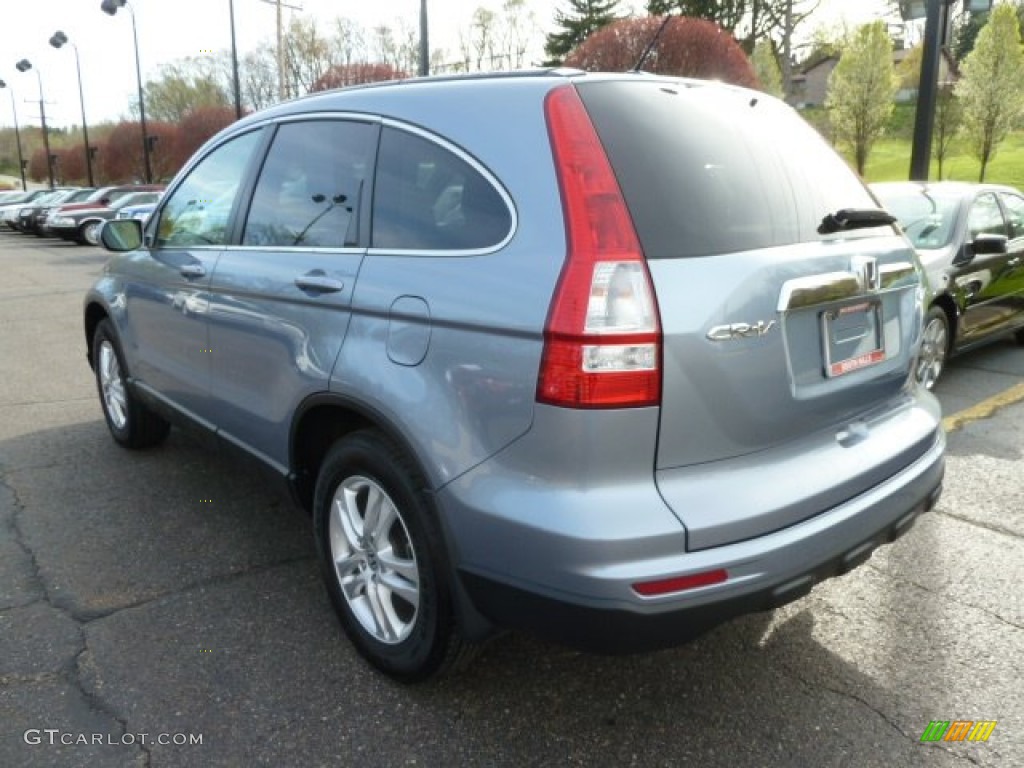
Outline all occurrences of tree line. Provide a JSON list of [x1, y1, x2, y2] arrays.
[[2, 0, 1023, 187]]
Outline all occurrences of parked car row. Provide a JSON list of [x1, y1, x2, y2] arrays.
[[0, 184, 163, 244]]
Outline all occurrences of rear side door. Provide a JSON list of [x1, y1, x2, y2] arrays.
[[122, 130, 263, 424], [205, 117, 378, 470], [955, 192, 1016, 342]]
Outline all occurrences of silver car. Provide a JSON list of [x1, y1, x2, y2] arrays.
[[85, 71, 945, 681]]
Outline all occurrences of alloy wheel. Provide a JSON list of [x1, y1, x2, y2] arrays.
[[98, 340, 128, 430], [328, 475, 420, 645], [916, 313, 948, 390]]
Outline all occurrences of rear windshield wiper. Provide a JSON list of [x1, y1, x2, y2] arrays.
[[818, 208, 897, 235]]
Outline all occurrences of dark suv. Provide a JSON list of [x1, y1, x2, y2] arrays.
[[86, 71, 945, 681]]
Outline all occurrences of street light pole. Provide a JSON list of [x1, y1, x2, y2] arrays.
[[907, 0, 991, 180], [50, 31, 95, 187], [100, 0, 152, 183], [0, 80, 27, 190], [419, 0, 429, 76], [229, 0, 243, 119], [15, 59, 54, 189], [909, 0, 948, 180]]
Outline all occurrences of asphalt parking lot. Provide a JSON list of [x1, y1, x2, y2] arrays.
[[1, 232, 1022, 768]]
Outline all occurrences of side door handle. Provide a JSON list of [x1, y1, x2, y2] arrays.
[[179, 263, 206, 278], [294, 272, 345, 294]]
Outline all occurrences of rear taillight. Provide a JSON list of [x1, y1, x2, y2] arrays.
[[537, 84, 662, 409]]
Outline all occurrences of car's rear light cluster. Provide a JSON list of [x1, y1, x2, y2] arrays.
[[537, 84, 662, 409]]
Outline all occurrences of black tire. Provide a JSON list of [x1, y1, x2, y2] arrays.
[[313, 430, 471, 682], [79, 220, 102, 246], [91, 319, 170, 449], [915, 306, 950, 390], [1015, 327, 1024, 345]]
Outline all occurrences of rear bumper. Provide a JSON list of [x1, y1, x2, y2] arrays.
[[439, 401, 945, 653], [460, 475, 942, 653]]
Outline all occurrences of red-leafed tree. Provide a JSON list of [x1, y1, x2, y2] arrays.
[[28, 147, 51, 184], [564, 16, 759, 89], [57, 146, 87, 185], [171, 106, 239, 170], [146, 122, 180, 182], [310, 62, 406, 92], [99, 121, 179, 183]]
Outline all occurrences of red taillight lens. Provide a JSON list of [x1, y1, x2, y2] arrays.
[[538, 84, 662, 409], [633, 569, 729, 597]]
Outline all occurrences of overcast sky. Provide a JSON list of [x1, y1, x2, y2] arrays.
[[0, 0, 889, 131]]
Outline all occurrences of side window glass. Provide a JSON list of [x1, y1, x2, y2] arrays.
[[1001, 193, 1024, 239], [156, 131, 261, 247], [372, 126, 512, 251], [242, 120, 376, 248], [967, 193, 1006, 240]]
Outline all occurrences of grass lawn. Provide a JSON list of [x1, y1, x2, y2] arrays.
[[861, 131, 1024, 189], [800, 104, 1024, 189]]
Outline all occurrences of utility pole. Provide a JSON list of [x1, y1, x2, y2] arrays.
[[258, 0, 302, 101]]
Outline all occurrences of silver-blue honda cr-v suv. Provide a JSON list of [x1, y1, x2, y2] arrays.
[[85, 70, 945, 681]]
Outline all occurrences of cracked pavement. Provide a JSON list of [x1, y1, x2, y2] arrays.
[[1, 234, 1022, 766]]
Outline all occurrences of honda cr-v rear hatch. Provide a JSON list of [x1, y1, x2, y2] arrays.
[[575, 78, 932, 549]]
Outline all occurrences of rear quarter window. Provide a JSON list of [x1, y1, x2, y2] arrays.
[[371, 126, 512, 252], [576, 81, 879, 259]]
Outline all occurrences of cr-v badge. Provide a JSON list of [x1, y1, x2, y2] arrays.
[[706, 320, 776, 341]]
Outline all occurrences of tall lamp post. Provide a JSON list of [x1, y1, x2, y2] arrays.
[[229, 0, 242, 119], [419, 0, 429, 76], [905, 0, 993, 180], [0, 79, 27, 190], [100, 0, 152, 183], [15, 59, 55, 189], [49, 31, 95, 187]]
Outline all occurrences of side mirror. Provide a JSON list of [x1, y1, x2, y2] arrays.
[[100, 219, 143, 252], [953, 233, 1008, 265], [971, 232, 1008, 255]]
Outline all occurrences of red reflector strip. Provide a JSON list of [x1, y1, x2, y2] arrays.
[[633, 569, 729, 597]]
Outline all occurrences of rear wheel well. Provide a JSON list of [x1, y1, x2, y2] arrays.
[[290, 404, 374, 512], [84, 303, 109, 368]]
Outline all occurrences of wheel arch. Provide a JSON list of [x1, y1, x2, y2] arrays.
[[288, 393, 434, 515], [83, 301, 111, 370], [930, 293, 958, 354], [293, 391, 496, 644]]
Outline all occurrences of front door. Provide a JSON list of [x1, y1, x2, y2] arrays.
[[124, 130, 264, 424]]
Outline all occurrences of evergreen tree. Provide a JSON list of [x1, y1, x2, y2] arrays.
[[544, 0, 621, 66]]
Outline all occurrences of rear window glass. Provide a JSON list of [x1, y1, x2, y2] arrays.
[[576, 81, 880, 259], [372, 126, 511, 251]]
